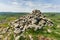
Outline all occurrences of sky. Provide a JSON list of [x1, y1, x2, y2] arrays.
[[0, 0, 60, 12]]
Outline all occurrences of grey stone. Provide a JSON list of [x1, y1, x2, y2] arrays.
[[14, 28, 21, 34], [0, 35, 3, 40], [15, 36, 20, 40]]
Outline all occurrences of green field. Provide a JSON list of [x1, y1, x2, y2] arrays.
[[0, 12, 60, 40], [0, 12, 28, 27]]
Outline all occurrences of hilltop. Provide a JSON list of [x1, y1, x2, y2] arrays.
[[0, 10, 60, 40]]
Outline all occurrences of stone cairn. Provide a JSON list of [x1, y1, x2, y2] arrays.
[[11, 10, 53, 33], [10, 10, 53, 40], [0, 10, 54, 40]]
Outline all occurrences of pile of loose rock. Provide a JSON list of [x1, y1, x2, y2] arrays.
[[0, 10, 54, 40], [10, 10, 53, 34], [10, 10, 54, 40]]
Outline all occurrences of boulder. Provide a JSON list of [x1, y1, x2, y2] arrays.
[[0, 35, 3, 40]]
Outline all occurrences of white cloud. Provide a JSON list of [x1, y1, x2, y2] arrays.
[[0, 3, 22, 12], [12, 2, 18, 5], [0, 3, 32, 12], [25, 1, 35, 7], [0, 1, 60, 12], [24, 2, 60, 12]]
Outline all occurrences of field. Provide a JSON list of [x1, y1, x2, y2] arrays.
[[0, 12, 60, 40], [0, 12, 28, 27]]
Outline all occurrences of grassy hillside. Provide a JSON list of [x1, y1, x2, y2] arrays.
[[0, 13, 28, 27], [0, 12, 60, 40]]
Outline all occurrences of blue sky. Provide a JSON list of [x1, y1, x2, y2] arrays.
[[0, 0, 60, 12]]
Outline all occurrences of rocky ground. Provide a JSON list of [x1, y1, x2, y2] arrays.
[[0, 10, 54, 40]]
